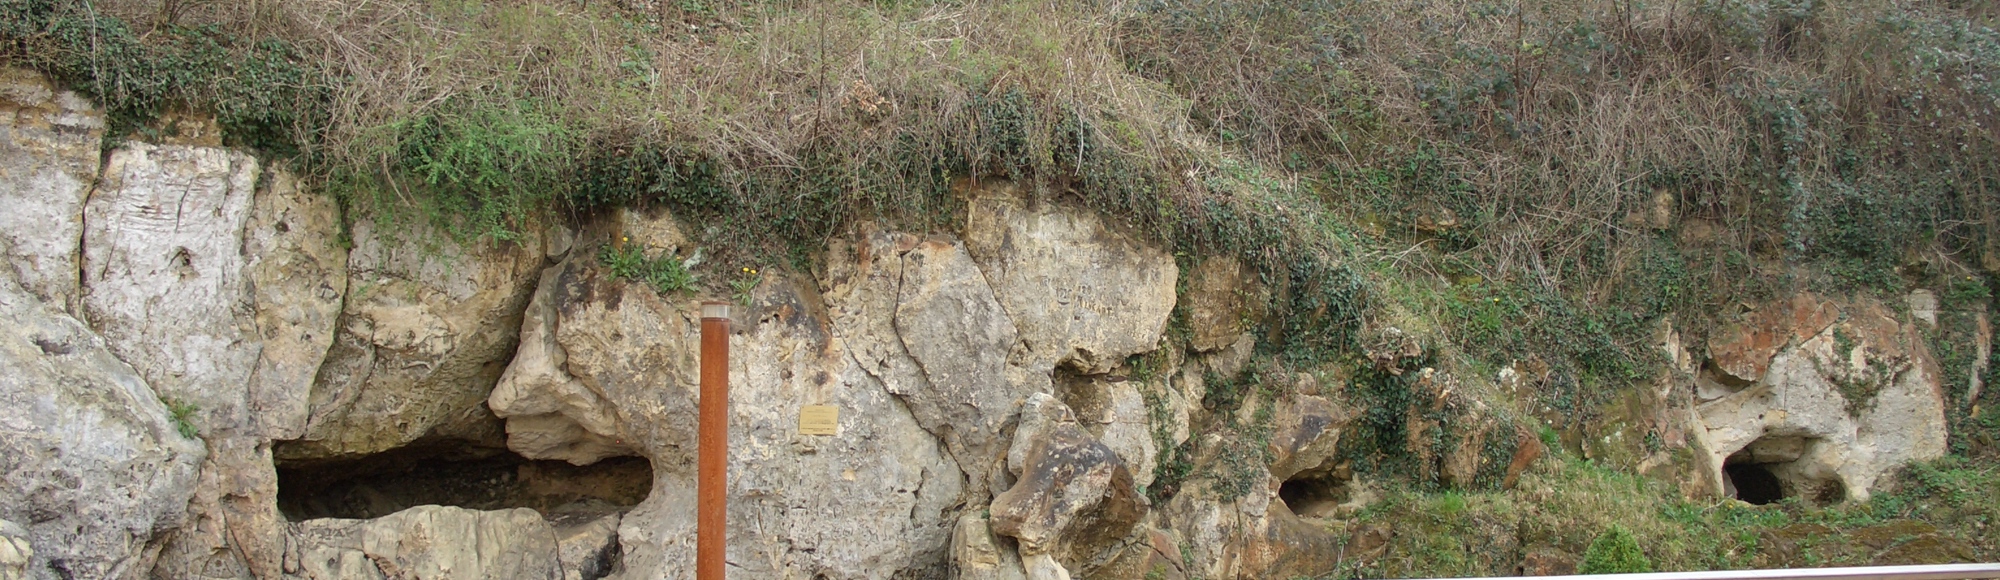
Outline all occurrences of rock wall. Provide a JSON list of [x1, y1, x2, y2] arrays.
[[0, 68, 100, 315], [1691, 293, 1949, 502], [0, 67, 1960, 580], [0, 235, 205, 579]]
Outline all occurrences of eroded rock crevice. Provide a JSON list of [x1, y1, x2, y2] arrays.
[[275, 442, 651, 522]]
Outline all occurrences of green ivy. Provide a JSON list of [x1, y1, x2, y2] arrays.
[[0, 0, 329, 155]]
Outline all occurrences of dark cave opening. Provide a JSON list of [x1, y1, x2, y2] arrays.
[[274, 443, 652, 522], [1724, 460, 1786, 505], [1721, 435, 1850, 506], [1278, 472, 1350, 519]]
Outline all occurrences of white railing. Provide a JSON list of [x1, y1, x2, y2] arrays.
[[1409, 564, 2000, 580]]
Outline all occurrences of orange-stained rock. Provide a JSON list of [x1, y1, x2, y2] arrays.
[[1707, 293, 1841, 384]]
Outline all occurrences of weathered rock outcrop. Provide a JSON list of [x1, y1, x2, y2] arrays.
[[989, 394, 1145, 577], [14, 65, 1968, 580], [1159, 370, 1352, 580], [889, 235, 1024, 488], [961, 181, 1177, 375], [244, 170, 350, 441], [82, 141, 263, 436], [1183, 257, 1263, 353], [288, 506, 560, 580], [492, 210, 964, 579], [951, 511, 1029, 580], [289, 218, 543, 459], [0, 238, 206, 579], [0, 68, 101, 314], [554, 513, 622, 580], [1694, 293, 1949, 502], [75, 131, 348, 579], [0, 519, 30, 580]]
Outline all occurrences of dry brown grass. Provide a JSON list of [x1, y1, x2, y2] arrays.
[[1124, 0, 1997, 299], [84, 0, 1214, 212], [20, 0, 1996, 350]]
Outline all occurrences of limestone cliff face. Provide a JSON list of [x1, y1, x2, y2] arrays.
[[1690, 293, 1950, 502], [0, 67, 1959, 580]]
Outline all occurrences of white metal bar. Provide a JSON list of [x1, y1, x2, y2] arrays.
[[1406, 564, 2000, 580]]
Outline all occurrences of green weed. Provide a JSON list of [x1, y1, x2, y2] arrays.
[[729, 267, 762, 307], [598, 244, 697, 295], [163, 398, 199, 440], [1580, 525, 1654, 574]]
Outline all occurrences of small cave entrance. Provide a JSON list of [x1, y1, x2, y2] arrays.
[[1278, 465, 1352, 519], [1723, 461, 1785, 505], [1721, 436, 1847, 507], [274, 442, 652, 522]]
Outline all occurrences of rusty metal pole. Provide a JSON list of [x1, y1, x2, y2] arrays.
[[698, 302, 730, 580]]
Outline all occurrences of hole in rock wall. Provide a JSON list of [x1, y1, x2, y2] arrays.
[[1278, 469, 1351, 519], [1052, 367, 1114, 437], [1724, 461, 1785, 505], [1721, 435, 1847, 506], [275, 442, 652, 522]]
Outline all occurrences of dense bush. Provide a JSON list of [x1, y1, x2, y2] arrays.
[[1581, 525, 1655, 574]]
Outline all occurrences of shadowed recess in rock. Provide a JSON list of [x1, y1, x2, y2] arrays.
[[1278, 470, 1351, 519], [1724, 461, 1785, 505], [275, 443, 651, 521], [1721, 435, 1848, 507]]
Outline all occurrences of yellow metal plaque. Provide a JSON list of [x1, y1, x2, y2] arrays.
[[799, 405, 839, 436]]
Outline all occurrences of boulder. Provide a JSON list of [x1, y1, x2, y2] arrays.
[[0, 249, 205, 580], [288, 506, 560, 580], [990, 394, 1144, 574], [1054, 374, 1161, 488], [0, 68, 102, 314]]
